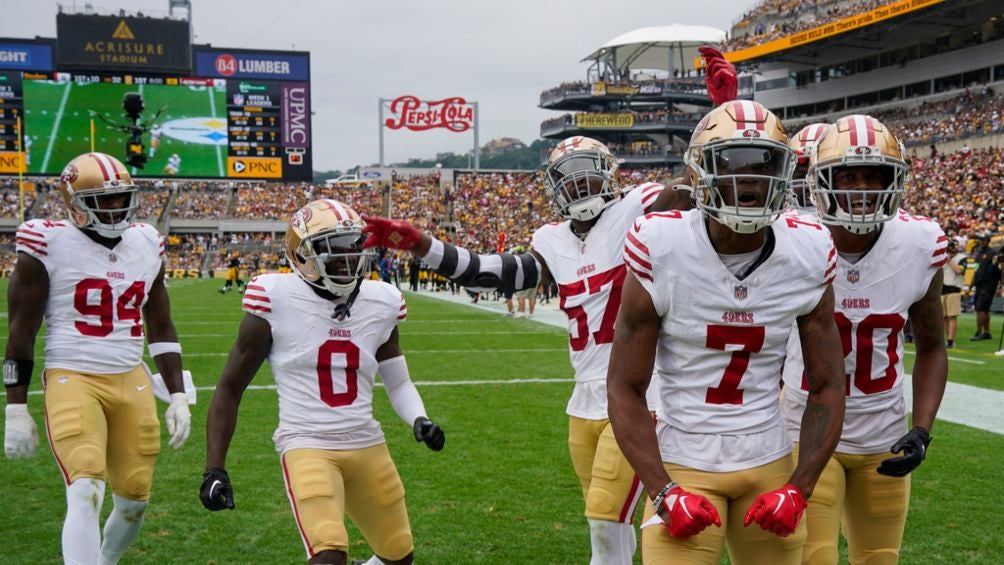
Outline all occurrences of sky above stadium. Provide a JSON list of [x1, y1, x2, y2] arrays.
[[4, 0, 758, 173]]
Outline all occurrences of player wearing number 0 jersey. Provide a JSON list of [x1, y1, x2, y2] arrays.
[[780, 115, 948, 565], [203, 200, 444, 565], [608, 101, 846, 565], [362, 136, 693, 565], [4, 152, 190, 565]]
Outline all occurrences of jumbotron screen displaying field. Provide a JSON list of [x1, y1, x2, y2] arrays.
[[24, 78, 229, 177]]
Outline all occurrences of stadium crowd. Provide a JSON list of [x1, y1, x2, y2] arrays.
[[787, 87, 1004, 147], [722, 0, 896, 52]]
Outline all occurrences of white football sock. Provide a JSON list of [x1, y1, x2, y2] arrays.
[[588, 518, 636, 565], [63, 478, 105, 565], [98, 494, 149, 565], [362, 556, 386, 565]]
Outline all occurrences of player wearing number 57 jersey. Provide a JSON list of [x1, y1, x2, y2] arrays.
[[4, 152, 190, 565], [608, 101, 846, 565], [363, 136, 692, 565], [203, 200, 444, 565], [781, 116, 948, 565]]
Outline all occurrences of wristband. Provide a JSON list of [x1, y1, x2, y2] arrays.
[[3, 358, 34, 388], [148, 342, 182, 357], [651, 481, 678, 511]]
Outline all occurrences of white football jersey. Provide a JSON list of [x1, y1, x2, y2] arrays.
[[243, 275, 406, 453], [625, 209, 836, 472], [15, 220, 164, 374], [781, 212, 947, 454], [531, 182, 664, 419]]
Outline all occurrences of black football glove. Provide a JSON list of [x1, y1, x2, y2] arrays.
[[200, 467, 236, 511], [877, 426, 931, 477], [413, 417, 445, 451]]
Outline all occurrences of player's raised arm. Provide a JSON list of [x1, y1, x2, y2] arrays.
[[362, 215, 550, 293], [789, 285, 845, 497], [201, 312, 272, 511], [3, 252, 48, 459]]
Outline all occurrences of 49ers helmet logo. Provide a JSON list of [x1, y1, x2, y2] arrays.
[[60, 164, 79, 187]]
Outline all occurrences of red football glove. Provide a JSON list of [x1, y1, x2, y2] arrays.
[[656, 485, 722, 538], [743, 483, 807, 537], [698, 46, 737, 106], [361, 215, 423, 251]]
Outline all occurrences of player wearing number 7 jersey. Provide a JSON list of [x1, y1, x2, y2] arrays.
[[780, 115, 948, 565], [362, 136, 691, 564], [607, 101, 847, 565], [4, 152, 190, 565], [203, 199, 444, 565]]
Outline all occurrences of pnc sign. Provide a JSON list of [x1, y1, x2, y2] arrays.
[[384, 95, 474, 132]]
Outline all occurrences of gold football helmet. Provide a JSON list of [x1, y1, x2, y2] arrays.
[[809, 115, 907, 234], [685, 101, 795, 233], [58, 152, 138, 237], [286, 199, 373, 297], [788, 123, 828, 212], [544, 136, 621, 221]]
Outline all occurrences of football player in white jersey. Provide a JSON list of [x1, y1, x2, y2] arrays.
[[787, 123, 828, 214], [362, 136, 692, 564], [201, 199, 445, 565], [780, 115, 948, 565], [4, 152, 191, 565], [607, 100, 847, 565]]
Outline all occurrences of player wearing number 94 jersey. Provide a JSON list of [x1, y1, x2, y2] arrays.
[[780, 115, 948, 565], [608, 101, 846, 565], [203, 199, 444, 565], [4, 152, 190, 565]]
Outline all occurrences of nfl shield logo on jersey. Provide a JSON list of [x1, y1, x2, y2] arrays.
[[847, 268, 860, 283], [734, 284, 748, 300]]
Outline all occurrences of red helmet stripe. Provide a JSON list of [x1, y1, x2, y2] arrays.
[[732, 101, 747, 128], [847, 118, 859, 146]]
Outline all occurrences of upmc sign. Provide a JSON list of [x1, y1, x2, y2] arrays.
[[384, 95, 474, 132], [194, 48, 309, 81]]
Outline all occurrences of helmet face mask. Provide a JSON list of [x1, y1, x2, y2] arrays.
[[59, 152, 139, 237], [545, 137, 620, 222], [286, 200, 373, 298], [686, 101, 795, 234], [809, 115, 907, 234]]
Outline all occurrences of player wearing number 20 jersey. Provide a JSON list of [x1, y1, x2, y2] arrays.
[[780, 116, 948, 565], [203, 200, 444, 565]]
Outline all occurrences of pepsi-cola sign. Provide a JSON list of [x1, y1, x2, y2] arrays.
[[384, 95, 474, 132]]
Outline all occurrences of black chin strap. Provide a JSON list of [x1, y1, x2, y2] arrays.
[[332, 282, 362, 321]]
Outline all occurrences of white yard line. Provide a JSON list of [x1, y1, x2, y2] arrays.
[[40, 81, 72, 172], [410, 289, 1004, 436]]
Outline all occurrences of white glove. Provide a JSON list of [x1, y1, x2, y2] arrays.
[[5, 404, 38, 459], [164, 392, 191, 450]]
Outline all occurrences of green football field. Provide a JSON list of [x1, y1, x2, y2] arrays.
[[22, 80, 228, 178], [1, 278, 1003, 563]]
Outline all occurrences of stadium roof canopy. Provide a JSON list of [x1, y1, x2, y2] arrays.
[[581, 24, 726, 73]]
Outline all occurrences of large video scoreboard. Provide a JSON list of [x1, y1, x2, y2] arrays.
[[0, 29, 312, 181]]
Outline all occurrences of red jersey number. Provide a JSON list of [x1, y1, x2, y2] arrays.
[[558, 265, 625, 352], [316, 339, 360, 408], [73, 279, 146, 337], [705, 324, 766, 405]]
